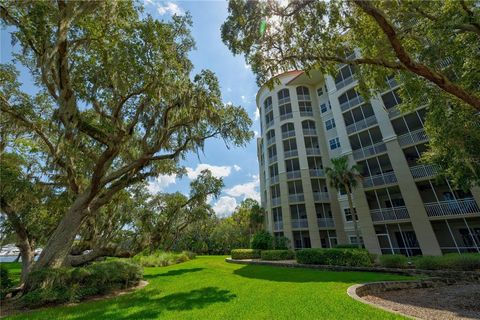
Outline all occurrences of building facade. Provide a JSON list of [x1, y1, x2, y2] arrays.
[[257, 64, 480, 256]]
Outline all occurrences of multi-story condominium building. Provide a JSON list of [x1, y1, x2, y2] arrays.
[[256, 61, 480, 256]]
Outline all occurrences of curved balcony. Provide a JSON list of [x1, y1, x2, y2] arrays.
[[266, 136, 276, 146], [306, 148, 321, 156], [302, 128, 317, 136], [409, 164, 439, 179], [274, 221, 283, 231], [288, 194, 305, 203], [291, 218, 308, 229], [270, 175, 279, 184], [271, 197, 281, 207], [282, 130, 296, 139], [352, 142, 387, 160], [370, 206, 409, 222], [345, 115, 378, 135], [300, 110, 314, 117], [424, 198, 480, 217], [286, 170, 301, 180], [309, 168, 325, 177], [397, 128, 428, 147], [268, 155, 277, 164], [317, 218, 335, 228], [284, 150, 298, 159], [266, 121, 274, 129], [362, 171, 397, 188], [313, 192, 329, 202], [280, 113, 293, 121], [340, 95, 364, 112]]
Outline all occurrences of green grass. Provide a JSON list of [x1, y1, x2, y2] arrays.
[[2, 262, 21, 287], [5, 256, 413, 319]]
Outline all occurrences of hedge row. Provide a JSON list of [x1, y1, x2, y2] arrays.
[[296, 248, 373, 267], [22, 260, 143, 308], [378, 253, 480, 271], [231, 249, 261, 260], [260, 250, 295, 261]]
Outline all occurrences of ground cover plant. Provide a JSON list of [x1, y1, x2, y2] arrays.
[[296, 248, 373, 267], [3, 256, 412, 319], [132, 251, 196, 267]]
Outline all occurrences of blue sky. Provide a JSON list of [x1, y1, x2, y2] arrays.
[[1, 1, 261, 217]]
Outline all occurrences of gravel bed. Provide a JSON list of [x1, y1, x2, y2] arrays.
[[363, 284, 480, 320]]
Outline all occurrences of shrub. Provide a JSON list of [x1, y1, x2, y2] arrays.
[[414, 253, 480, 271], [250, 231, 274, 250], [296, 248, 372, 267], [231, 249, 261, 260], [132, 251, 196, 267], [261, 250, 295, 261], [21, 260, 142, 308], [335, 244, 361, 249], [273, 236, 290, 250], [414, 256, 443, 270], [0, 265, 13, 298], [379, 255, 409, 268]]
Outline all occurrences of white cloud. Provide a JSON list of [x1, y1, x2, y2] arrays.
[[254, 130, 260, 138], [212, 196, 238, 217], [156, 2, 183, 16], [233, 165, 241, 172], [254, 108, 260, 121], [244, 63, 251, 70], [186, 164, 233, 180], [225, 175, 260, 202], [241, 95, 246, 102], [147, 173, 177, 194]]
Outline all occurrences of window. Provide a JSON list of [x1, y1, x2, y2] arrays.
[[304, 136, 319, 149], [317, 87, 323, 96], [263, 96, 272, 111], [288, 180, 303, 195], [270, 184, 281, 199], [281, 122, 295, 136], [290, 204, 307, 219], [279, 103, 293, 117], [338, 88, 363, 109], [272, 207, 283, 222], [277, 88, 290, 104], [343, 208, 357, 222], [349, 236, 363, 245], [283, 138, 297, 153], [329, 137, 341, 150], [265, 110, 274, 126], [267, 145, 277, 159], [302, 120, 316, 131], [381, 89, 402, 110], [269, 163, 279, 178], [316, 203, 332, 218], [325, 118, 336, 130], [311, 179, 328, 193], [299, 101, 313, 114], [285, 158, 300, 172], [334, 64, 356, 89], [320, 100, 332, 113], [308, 157, 323, 170]]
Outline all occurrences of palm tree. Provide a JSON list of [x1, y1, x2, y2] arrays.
[[325, 156, 362, 248]]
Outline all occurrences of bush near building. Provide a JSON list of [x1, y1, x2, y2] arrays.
[[260, 250, 295, 261], [250, 231, 274, 250], [414, 253, 480, 271], [231, 249, 261, 260], [21, 260, 142, 308], [379, 255, 409, 269], [296, 248, 373, 267]]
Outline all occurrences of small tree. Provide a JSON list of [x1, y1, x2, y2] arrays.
[[325, 156, 362, 248], [250, 230, 273, 250]]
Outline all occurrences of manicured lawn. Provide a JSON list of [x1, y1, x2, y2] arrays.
[[6, 256, 412, 319]]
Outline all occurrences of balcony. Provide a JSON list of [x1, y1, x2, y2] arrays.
[[272, 197, 281, 207], [409, 164, 439, 179], [424, 198, 480, 217], [297, 94, 310, 101], [300, 110, 314, 117], [370, 206, 410, 222], [335, 76, 356, 90], [288, 194, 305, 202], [280, 113, 293, 121], [278, 97, 290, 105], [303, 128, 317, 136], [274, 221, 283, 231], [387, 106, 401, 119], [352, 142, 387, 160], [340, 95, 364, 112], [268, 155, 277, 164], [286, 170, 301, 180], [284, 150, 298, 158], [270, 175, 279, 184], [362, 171, 397, 188], [397, 128, 428, 147], [282, 130, 296, 139], [306, 147, 321, 156], [345, 115, 378, 135], [291, 218, 308, 229], [309, 168, 325, 177], [265, 104, 273, 114], [317, 218, 335, 228], [386, 77, 399, 89], [313, 192, 329, 202], [266, 120, 274, 129], [266, 136, 276, 146]]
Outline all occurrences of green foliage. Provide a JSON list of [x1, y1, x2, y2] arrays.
[[132, 251, 196, 267], [296, 249, 373, 267], [379, 255, 409, 269], [231, 249, 261, 260], [250, 230, 273, 250], [21, 260, 142, 308], [0, 264, 13, 298], [273, 236, 290, 250], [260, 250, 295, 261], [335, 244, 361, 249], [414, 253, 480, 271]]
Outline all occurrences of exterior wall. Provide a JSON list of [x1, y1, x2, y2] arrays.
[[256, 70, 480, 255]]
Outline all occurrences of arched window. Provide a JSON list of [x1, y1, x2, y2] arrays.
[[281, 123, 295, 139], [264, 96, 272, 112], [302, 120, 316, 131], [277, 89, 292, 120], [297, 86, 312, 116], [296, 86, 310, 100]]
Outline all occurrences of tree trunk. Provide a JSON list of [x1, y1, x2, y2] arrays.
[[31, 193, 91, 271], [345, 185, 362, 249], [17, 240, 34, 284]]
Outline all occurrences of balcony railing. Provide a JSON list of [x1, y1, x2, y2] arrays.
[[345, 115, 378, 135], [266, 136, 276, 146], [297, 94, 310, 101], [397, 128, 428, 147], [280, 113, 293, 121], [317, 218, 335, 228], [268, 155, 277, 164], [303, 128, 317, 136], [266, 120, 274, 129], [370, 206, 410, 222], [291, 218, 308, 229], [362, 171, 397, 188], [352, 142, 387, 160], [286, 170, 301, 179], [409, 164, 439, 179], [289, 194, 305, 202], [278, 97, 290, 105], [274, 221, 283, 231], [282, 130, 296, 139], [386, 77, 399, 89], [265, 104, 273, 114], [284, 150, 298, 158], [335, 76, 356, 90], [306, 148, 321, 155], [340, 95, 364, 112], [387, 106, 401, 119], [424, 198, 480, 217], [309, 168, 325, 177], [272, 197, 281, 207], [313, 192, 329, 202], [300, 110, 314, 117], [270, 175, 279, 184]]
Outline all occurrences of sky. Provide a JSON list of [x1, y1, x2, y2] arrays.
[[0, 1, 261, 217]]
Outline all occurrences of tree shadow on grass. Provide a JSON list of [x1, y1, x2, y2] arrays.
[[233, 264, 410, 284], [144, 267, 204, 279], [65, 286, 236, 320]]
